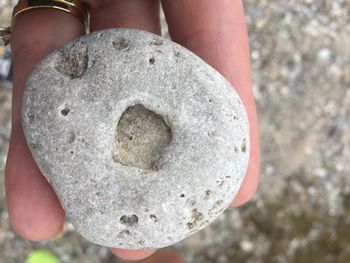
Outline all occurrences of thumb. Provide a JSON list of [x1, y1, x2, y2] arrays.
[[5, 9, 84, 241]]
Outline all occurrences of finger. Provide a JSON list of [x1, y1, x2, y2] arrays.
[[83, 0, 161, 260], [5, 9, 84, 241], [161, 0, 260, 207], [111, 248, 156, 261], [86, 0, 161, 34], [122, 249, 185, 263]]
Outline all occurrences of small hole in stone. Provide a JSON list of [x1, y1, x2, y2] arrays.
[[208, 98, 213, 103], [151, 38, 163, 45], [149, 57, 155, 65], [187, 222, 194, 229], [120, 215, 138, 226], [70, 151, 74, 154], [150, 214, 158, 222], [241, 138, 247, 153], [61, 108, 70, 116], [113, 37, 128, 50], [27, 112, 35, 124], [180, 194, 185, 198]]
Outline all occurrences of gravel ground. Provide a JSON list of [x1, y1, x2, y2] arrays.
[[1, 0, 350, 262]]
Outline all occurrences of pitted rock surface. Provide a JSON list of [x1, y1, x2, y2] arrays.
[[22, 29, 250, 249]]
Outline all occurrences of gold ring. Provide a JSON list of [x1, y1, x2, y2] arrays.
[[0, 0, 89, 46]]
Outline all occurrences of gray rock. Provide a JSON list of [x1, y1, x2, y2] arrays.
[[21, 29, 249, 249]]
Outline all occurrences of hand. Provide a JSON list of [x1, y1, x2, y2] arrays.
[[5, 0, 260, 261]]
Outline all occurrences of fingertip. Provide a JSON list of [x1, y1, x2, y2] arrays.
[[231, 182, 258, 208], [5, 134, 65, 241], [231, 157, 260, 208], [126, 249, 186, 263], [8, 202, 64, 242], [110, 248, 156, 261], [6, 179, 65, 242]]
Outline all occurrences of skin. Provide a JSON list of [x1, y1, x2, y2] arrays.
[[5, 0, 260, 261], [122, 249, 186, 263]]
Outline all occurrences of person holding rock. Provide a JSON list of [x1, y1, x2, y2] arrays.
[[3, 0, 259, 261]]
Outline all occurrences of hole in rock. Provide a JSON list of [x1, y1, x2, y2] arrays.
[[61, 108, 70, 116], [113, 37, 128, 50], [150, 214, 158, 222], [120, 215, 138, 226], [54, 43, 88, 78], [149, 57, 155, 64], [114, 104, 172, 170], [241, 138, 247, 153]]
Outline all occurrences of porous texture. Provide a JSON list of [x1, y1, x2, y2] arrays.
[[21, 29, 249, 249], [114, 104, 172, 171]]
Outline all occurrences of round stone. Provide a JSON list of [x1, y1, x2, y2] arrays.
[[22, 29, 250, 249]]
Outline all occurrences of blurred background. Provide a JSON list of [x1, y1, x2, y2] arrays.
[[1, 0, 350, 262]]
